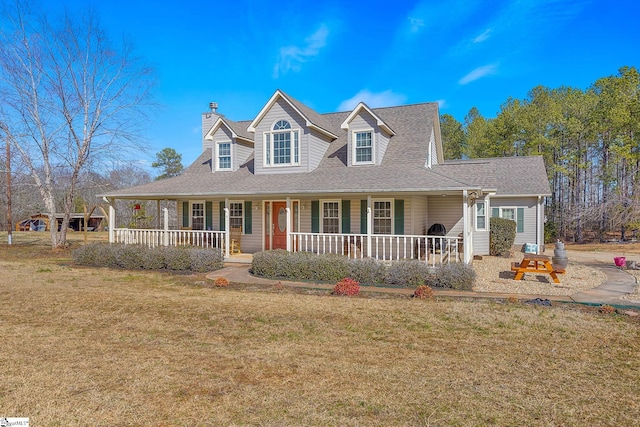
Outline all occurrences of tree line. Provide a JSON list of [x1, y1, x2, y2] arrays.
[[441, 66, 640, 243]]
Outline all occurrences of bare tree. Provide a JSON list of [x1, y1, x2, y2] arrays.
[[0, 0, 155, 247]]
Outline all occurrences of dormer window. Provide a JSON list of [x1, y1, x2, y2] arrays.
[[264, 120, 300, 167], [216, 141, 232, 171], [353, 130, 374, 164]]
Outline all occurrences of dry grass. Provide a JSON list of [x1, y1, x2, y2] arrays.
[[566, 241, 640, 255], [1, 233, 640, 425]]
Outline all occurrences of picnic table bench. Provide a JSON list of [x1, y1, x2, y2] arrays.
[[511, 254, 564, 284]]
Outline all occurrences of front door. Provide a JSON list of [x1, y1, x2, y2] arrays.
[[271, 201, 287, 249]]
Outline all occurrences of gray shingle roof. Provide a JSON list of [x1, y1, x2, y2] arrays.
[[439, 156, 551, 196], [102, 95, 550, 199]]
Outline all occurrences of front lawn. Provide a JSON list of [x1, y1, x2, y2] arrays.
[[1, 233, 639, 425]]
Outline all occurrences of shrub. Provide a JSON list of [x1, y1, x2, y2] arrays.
[[332, 278, 360, 296], [73, 243, 224, 273], [251, 250, 290, 278], [190, 248, 224, 273], [118, 245, 145, 270], [162, 246, 192, 271], [141, 246, 166, 270], [413, 285, 434, 300], [251, 250, 350, 282], [349, 258, 386, 285], [309, 254, 351, 282], [214, 277, 229, 287], [95, 243, 120, 268], [490, 217, 517, 255], [599, 304, 616, 314], [385, 260, 431, 287], [72, 243, 102, 266], [431, 263, 476, 290]]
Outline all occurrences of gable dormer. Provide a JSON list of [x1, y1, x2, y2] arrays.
[[204, 117, 253, 172], [247, 90, 338, 175], [341, 103, 395, 166]]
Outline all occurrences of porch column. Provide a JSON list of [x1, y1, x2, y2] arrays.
[[224, 203, 230, 258], [108, 202, 115, 244], [536, 196, 543, 253], [286, 197, 291, 252], [366, 195, 372, 258], [156, 200, 161, 229], [463, 190, 471, 264], [163, 208, 169, 247]]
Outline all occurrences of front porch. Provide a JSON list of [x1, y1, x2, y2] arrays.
[[105, 191, 476, 265]]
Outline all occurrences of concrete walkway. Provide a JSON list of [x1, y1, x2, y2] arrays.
[[566, 250, 640, 308], [208, 250, 640, 309]]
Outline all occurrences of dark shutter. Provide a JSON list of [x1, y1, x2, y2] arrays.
[[311, 200, 319, 233], [360, 200, 368, 234], [244, 201, 252, 234], [182, 201, 189, 228], [394, 199, 404, 235], [341, 200, 351, 233], [517, 207, 524, 233], [219, 201, 225, 231], [492, 207, 499, 217], [205, 201, 212, 230]]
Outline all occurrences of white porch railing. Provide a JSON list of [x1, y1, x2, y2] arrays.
[[290, 232, 462, 266], [114, 228, 225, 249]]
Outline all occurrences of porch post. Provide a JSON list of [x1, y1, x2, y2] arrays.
[[108, 202, 115, 244], [286, 197, 291, 252], [536, 196, 543, 253], [224, 202, 230, 258], [156, 200, 161, 229], [366, 195, 372, 258], [463, 190, 470, 264], [163, 208, 169, 247]]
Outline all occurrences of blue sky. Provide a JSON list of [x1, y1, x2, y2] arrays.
[[58, 0, 639, 169]]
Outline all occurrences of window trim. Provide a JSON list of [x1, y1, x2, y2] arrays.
[[215, 140, 232, 171], [228, 200, 244, 233], [475, 201, 487, 231], [352, 129, 375, 165], [320, 199, 341, 234], [372, 198, 393, 235], [263, 120, 300, 167]]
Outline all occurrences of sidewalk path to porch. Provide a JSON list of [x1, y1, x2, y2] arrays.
[[208, 251, 640, 309]]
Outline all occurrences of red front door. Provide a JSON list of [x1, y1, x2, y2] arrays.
[[271, 202, 287, 249]]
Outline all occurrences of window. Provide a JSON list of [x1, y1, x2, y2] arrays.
[[216, 142, 231, 170], [322, 201, 340, 233], [373, 200, 392, 234], [492, 206, 524, 233], [229, 202, 243, 230], [476, 201, 486, 231], [192, 202, 205, 230], [501, 208, 515, 221], [353, 130, 374, 164], [264, 120, 300, 167]]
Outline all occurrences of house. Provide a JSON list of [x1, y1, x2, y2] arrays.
[[99, 90, 551, 264]]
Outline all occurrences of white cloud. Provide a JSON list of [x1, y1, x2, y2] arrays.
[[273, 24, 329, 78], [473, 28, 491, 43], [436, 99, 447, 109], [408, 16, 425, 33], [458, 64, 498, 85], [337, 90, 408, 111]]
